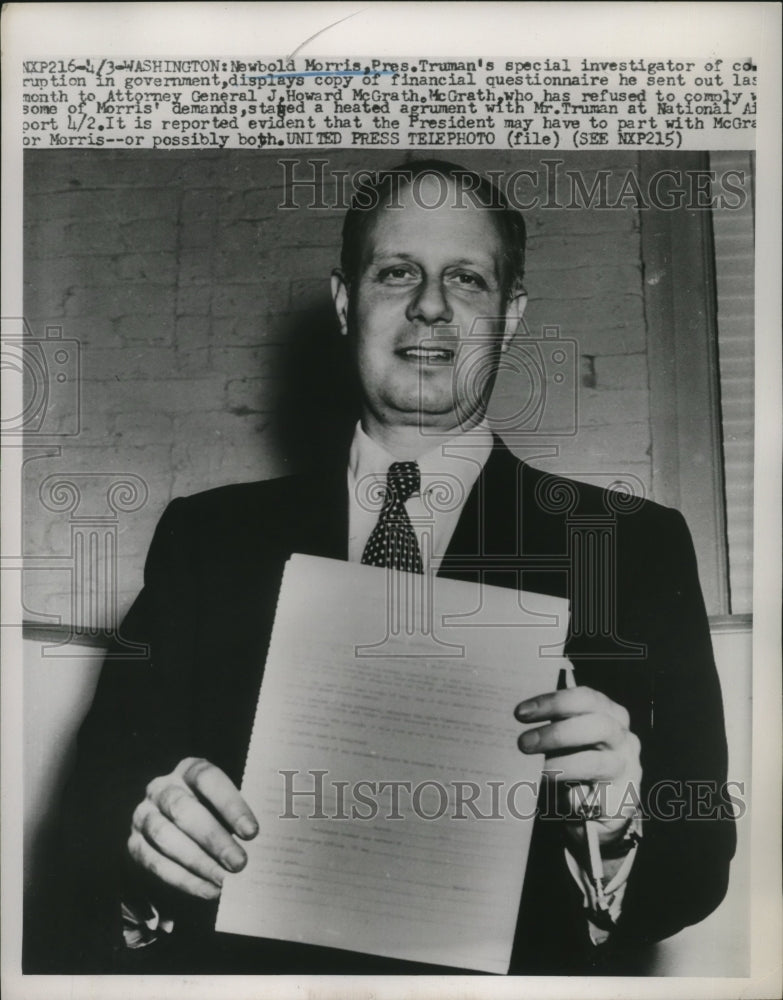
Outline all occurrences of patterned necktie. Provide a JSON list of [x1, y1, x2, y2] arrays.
[[361, 461, 424, 573]]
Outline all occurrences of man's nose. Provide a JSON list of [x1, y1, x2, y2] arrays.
[[405, 277, 453, 324]]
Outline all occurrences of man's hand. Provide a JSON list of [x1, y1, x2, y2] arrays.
[[515, 686, 642, 847], [127, 757, 258, 900]]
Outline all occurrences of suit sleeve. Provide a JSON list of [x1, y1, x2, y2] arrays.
[[514, 504, 737, 973], [602, 506, 737, 955], [54, 498, 200, 970]]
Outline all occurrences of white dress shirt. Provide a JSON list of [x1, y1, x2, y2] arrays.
[[347, 420, 493, 573]]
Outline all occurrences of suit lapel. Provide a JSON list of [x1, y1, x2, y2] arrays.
[[439, 439, 568, 601]]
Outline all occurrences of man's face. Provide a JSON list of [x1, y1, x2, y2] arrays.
[[332, 176, 525, 439]]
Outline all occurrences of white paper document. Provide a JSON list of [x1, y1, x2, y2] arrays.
[[216, 554, 570, 974]]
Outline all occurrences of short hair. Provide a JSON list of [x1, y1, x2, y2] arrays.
[[339, 159, 526, 300]]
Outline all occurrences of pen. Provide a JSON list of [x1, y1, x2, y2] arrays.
[[557, 666, 608, 911]]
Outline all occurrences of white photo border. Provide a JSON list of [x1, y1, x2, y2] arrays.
[[2, 4, 781, 999]]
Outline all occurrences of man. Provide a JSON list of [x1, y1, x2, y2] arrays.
[[56, 160, 735, 975]]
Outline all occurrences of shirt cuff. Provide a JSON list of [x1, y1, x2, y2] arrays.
[[121, 898, 175, 949], [564, 818, 641, 946]]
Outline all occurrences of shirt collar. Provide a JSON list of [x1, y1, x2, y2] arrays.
[[348, 421, 494, 493]]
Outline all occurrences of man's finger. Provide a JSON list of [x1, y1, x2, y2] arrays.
[[151, 782, 248, 872], [127, 829, 221, 900], [176, 758, 259, 839], [515, 686, 630, 728], [539, 748, 625, 784], [518, 713, 627, 755], [132, 801, 228, 886]]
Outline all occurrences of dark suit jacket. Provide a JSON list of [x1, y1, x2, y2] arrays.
[[48, 441, 735, 975]]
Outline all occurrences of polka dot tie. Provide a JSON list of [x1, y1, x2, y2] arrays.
[[361, 461, 424, 574]]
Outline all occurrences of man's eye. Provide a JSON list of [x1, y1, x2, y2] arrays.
[[449, 271, 487, 289], [378, 266, 416, 282]]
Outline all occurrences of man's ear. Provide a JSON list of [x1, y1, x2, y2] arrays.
[[331, 269, 350, 337], [500, 287, 528, 351]]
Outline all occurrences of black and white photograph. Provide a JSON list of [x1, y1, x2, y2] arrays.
[[2, 4, 780, 999]]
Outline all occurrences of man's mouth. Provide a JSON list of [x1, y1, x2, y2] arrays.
[[396, 346, 455, 364]]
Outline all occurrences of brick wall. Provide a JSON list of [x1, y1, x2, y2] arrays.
[[22, 149, 650, 625]]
